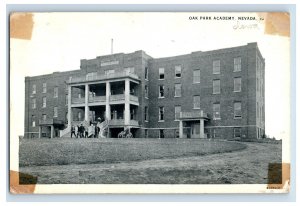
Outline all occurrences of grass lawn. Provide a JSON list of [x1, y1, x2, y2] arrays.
[[18, 138, 282, 184], [19, 138, 246, 166]]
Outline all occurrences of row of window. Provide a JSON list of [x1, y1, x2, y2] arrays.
[[143, 127, 242, 139], [146, 77, 242, 99], [155, 57, 242, 81], [31, 107, 58, 127], [143, 102, 242, 122], [31, 95, 68, 109]]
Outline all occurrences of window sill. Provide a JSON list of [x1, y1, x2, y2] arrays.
[[233, 70, 241, 72], [158, 79, 165, 80], [174, 96, 181, 98], [213, 118, 221, 120], [213, 73, 220, 75], [174, 119, 180, 121], [145, 120, 148, 123], [145, 97, 149, 99], [234, 117, 242, 119], [193, 82, 200, 84], [158, 120, 165, 122], [193, 108, 200, 110], [175, 77, 181, 79], [158, 97, 165, 99], [213, 93, 220, 95]]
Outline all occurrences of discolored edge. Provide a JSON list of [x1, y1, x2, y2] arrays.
[[10, 12, 34, 40], [258, 12, 290, 37], [10, 170, 37, 194], [267, 163, 290, 191]]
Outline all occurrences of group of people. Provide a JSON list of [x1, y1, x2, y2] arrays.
[[70, 117, 104, 138]]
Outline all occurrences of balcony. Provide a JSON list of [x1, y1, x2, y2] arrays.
[[68, 71, 140, 84], [129, 95, 139, 104], [109, 119, 139, 127], [72, 97, 85, 104], [39, 119, 64, 125], [89, 95, 106, 103], [109, 119, 125, 126], [179, 111, 209, 120], [110, 94, 125, 102]]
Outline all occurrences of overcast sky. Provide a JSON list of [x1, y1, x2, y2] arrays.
[[10, 12, 290, 141]]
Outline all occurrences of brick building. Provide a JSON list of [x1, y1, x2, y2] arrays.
[[24, 42, 265, 139]]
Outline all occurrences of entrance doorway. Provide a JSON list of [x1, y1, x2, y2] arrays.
[[191, 123, 200, 138]]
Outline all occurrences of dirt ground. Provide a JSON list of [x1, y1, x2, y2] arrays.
[[19, 141, 281, 184]]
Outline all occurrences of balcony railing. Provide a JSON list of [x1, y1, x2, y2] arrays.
[[109, 119, 125, 126], [108, 119, 139, 127], [89, 95, 106, 103], [129, 120, 139, 126], [180, 111, 208, 119], [129, 95, 139, 103], [39, 119, 64, 125], [110, 94, 125, 101], [72, 97, 85, 104], [69, 71, 140, 84]]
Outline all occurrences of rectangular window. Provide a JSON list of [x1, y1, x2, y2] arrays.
[[234, 128, 242, 138], [65, 84, 68, 92], [213, 79, 220, 94], [193, 69, 200, 83], [105, 69, 115, 75], [54, 107, 58, 117], [86, 72, 97, 80], [159, 85, 164, 98], [193, 95, 200, 109], [175, 106, 181, 120], [159, 129, 164, 138], [145, 67, 148, 80], [32, 84, 36, 94], [42, 83, 47, 93], [42, 114, 47, 120], [65, 95, 68, 106], [32, 98, 36, 109], [234, 102, 242, 118], [42, 97, 46, 108], [213, 103, 221, 119], [175, 65, 182, 78], [234, 77, 242, 92], [144, 106, 148, 121], [159, 106, 164, 121], [145, 129, 148, 138], [234, 57, 242, 72], [212, 129, 219, 138], [31, 115, 35, 127], [174, 83, 181, 97], [213, 60, 220, 74], [159, 68, 164, 80], [145, 85, 148, 98], [54, 87, 58, 98]]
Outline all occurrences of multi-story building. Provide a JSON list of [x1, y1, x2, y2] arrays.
[[24, 42, 265, 140]]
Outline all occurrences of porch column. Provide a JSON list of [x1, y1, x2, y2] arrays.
[[179, 120, 183, 138], [39, 126, 42, 138], [50, 125, 54, 139], [67, 85, 72, 128], [124, 79, 130, 125], [85, 84, 89, 122], [105, 81, 111, 120], [200, 119, 205, 138]]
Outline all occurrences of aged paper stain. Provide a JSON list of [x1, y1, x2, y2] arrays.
[[10, 13, 34, 40], [261, 12, 290, 37], [267, 163, 290, 191], [10, 170, 36, 194]]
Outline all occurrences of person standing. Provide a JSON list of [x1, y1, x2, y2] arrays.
[[75, 125, 79, 138], [84, 125, 88, 138], [71, 125, 76, 138]]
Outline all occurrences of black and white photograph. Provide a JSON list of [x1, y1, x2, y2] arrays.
[[9, 12, 290, 194]]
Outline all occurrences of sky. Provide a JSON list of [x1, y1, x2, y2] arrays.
[[10, 12, 290, 141]]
